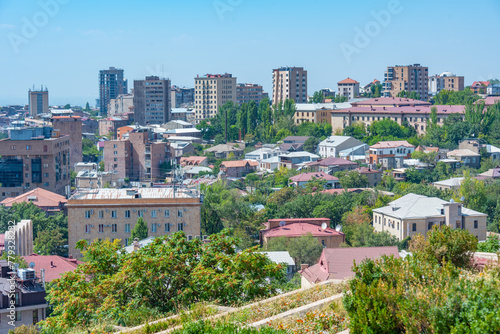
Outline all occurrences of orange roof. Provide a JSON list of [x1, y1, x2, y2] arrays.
[[1, 188, 67, 209], [22, 254, 81, 282], [338, 77, 359, 84], [52, 116, 81, 119], [180, 156, 207, 166], [221, 160, 258, 168], [370, 140, 414, 149]]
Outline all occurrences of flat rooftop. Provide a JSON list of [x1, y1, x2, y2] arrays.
[[70, 188, 199, 200]]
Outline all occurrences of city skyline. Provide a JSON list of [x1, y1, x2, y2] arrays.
[[0, 0, 499, 106]]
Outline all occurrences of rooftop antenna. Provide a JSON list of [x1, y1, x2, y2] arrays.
[[321, 222, 327, 230]]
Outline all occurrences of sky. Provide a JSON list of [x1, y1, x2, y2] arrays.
[[0, 0, 499, 107]]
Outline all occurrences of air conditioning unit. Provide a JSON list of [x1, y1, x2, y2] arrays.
[[133, 209, 136, 212], [90, 225, 93, 228], [157, 224, 161, 227], [106, 210, 109, 212]]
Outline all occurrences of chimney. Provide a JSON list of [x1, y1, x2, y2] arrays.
[[301, 264, 309, 270]]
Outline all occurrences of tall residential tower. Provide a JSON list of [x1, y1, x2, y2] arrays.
[[99, 67, 128, 116], [133, 76, 171, 125], [194, 73, 236, 123], [272, 67, 307, 105], [382, 64, 428, 101]]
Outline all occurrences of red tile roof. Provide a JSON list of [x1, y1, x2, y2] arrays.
[[22, 254, 81, 282], [52, 116, 81, 119], [180, 156, 207, 166], [221, 160, 258, 168], [370, 140, 414, 149], [262, 222, 344, 238], [1, 188, 67, 210], [333, 105, 462, 115], [351, 97, 431, 107], [289, 172, 339, 183], [471, 81, 490, 87], [482, 96, 500, 106], [300, 246, 399, 282], [316, 157, 359, 167], [338, 77, 359, 84]]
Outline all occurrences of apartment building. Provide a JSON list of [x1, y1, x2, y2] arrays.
[[471, 81, 490, 94], [194, 73, 237, 123], [108, 93, 134, 117], [99, 67, 128, 116], [272, 67, 307, 104], [329, 97, 464, 135], [171, 86, 195, 108], [67, 188, 202, 258], [382, 64, 429, 100], [428, 72, 465, 96], [337, 78, 360, 100], [28, 86, 49, 117], [0, 127, 71, 201], [373, 193, 487, 241], [236, 83, 268, 105], [368, 140, 415, 169], [52, 116, 82, 167], [103, 128, 169, 182], [134, 76, 171, 125], [98, 117, 129, 137], [293, 102, 351, 125]]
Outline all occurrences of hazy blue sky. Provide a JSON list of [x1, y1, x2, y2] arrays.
[[0, 0, 499, 106]]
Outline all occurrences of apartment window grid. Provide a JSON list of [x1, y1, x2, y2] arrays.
[[125, 210, 130, 218], [98, 210, 104, 218], [177, 223, 184, 231], [99, 224, 104, 233], [165, 223, 170, 232], [178, 210, 183, 217], [111, 210, 117, 218], [125, 224, 131, 233], [111, 224, 117, 232], [152, 224, 157, 233]]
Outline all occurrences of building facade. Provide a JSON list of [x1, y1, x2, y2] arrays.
[[373, 193, 487, 241], [28, 87, 49, 117], [99, 67, 128, 116], [194, 73, 237, 123], [236, 83, 268, 105], [171, 86, 195, 108], [272, 67, 307, 105], [52, 116, 83, 167], [104, 129, 170, 182], [108, 93, 134, 117], [428, 72, 465, 96], [0, 127, 71, 201], [337, 78, 359, 100], [382, 64, 429, 101], [368, 140, 415, 169], [133, 76, 171, 125], [67, 188, 202, 258]]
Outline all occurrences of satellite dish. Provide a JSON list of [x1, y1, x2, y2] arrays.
[[450, 198, 455, 203], [321, 223, 327, 230], [279, 221, 286, 227], [335, 225, 342, 232], [29, 262, 35, 269], [460, 196, 465, 202]]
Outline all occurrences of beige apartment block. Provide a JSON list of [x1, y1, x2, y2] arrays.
[[194, 73, 236, 123], [382, 64, 429, 101], [373, 193, 487, 241], [67, 188, 202, 258], [272, 67, 307, 105], [52, 116, 83, 168], [28, 87, 49, 117]]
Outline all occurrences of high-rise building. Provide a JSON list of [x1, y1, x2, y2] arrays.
[[99, 67, 128, 116], [171, 86, 195, 108], [0, 127, 71, 201], [236, 83, 268, 106], [194, 73, 237, 123], [28, 86, 49, 117], [52, 116, 83, 168], [382, 64, 429, 101], [108, 93, 134, 117], [272, 67, 308, 105], [428, 72, 465, 96], [133, 76, 171, 125]]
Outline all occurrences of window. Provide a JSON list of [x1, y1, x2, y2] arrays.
[[412, 223, 417, 232], [85, 225, 91, 233], [26, 145, 31, 150], [33, 309, 39, 324], [151, 210, 157, 218], [177, 223, 184, 231], [15, 311, 22, 321], [456, 221, 461, 229], [114, 151, 118, 155], [98, 210, 104, 218], [14, 292, 20, 306], [138, 210, 143, 217], [152, 224, 157, 233], [99, 224, 104, 233], [112, 224, 117, 232], [474, 220, 478, 229], [125, 210, 130, 218], [165, 223, 170, 232], [111, 210, 117, 218], [125, 239, 129, 246], [428, 222, 433, 230], [177, 210, 183, 217], [85, 210, 91, 219], [125, 224, 131, 233]]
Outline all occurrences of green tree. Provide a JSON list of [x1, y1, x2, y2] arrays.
[[303, 137, 319, 153], [266, 233, 323, 266], [130, 217, 148, 242], [454, 172, 486, 212], [34, 227, 68, 256], [312, 91, 324, 103], [337, 170, 369, 188]]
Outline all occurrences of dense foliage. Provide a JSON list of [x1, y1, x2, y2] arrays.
[[41, 230, 285, 332], [344, 226, 500, 333]]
